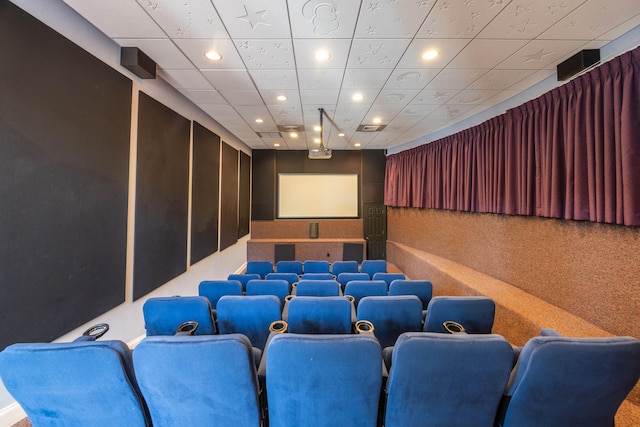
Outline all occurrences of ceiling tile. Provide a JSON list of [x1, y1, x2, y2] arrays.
[[211, 0, 291, 39], [249, 69, 300, 90], [468, 69, 538, 90], [396, 38, 471, 68], [417, 0, 509, 38], [134, 0, 228, 39], [300, 89, 340, 106], [235, 39, 295, 70], [219, 90, 264, 107], [298, 69, 344, 90], [342, 69, 393, 90], [449, 89, 502, 106], [173, 38, 246, 69], [355, 0, 437, 38], [293, 39, 352, 69], [347, 39, 412, 69], [447, 39, 530, 69], [497, 39, 591, 70], [201, 70, 255, 91], [158, 69, 213, 90], [383, 69, 439, 90], [426, 69, 488, 90], [181, 90, 226, 104], [288, 0, 360, 38]]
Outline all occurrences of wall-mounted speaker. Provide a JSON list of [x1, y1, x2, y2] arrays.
[[309, 222, 319, 239], [120, 47, 156, 79], [557, 49, 600, 81]]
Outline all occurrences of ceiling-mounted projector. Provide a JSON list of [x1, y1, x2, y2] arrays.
[[309, 146, 332, 159]]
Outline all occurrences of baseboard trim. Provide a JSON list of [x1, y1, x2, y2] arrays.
[[0, 402, 27, 426]]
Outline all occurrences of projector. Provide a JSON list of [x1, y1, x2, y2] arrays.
[[308, 146, 332, 159]]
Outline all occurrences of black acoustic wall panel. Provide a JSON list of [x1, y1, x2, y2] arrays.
[[220, 142, 239, 251], [251, 150, 276, 220], [238, 151, 251, 238], [134, 92, 190, 300], [362, 149, 386, 204], [190, 122, 220, 265], [0, 1, 131, 348]]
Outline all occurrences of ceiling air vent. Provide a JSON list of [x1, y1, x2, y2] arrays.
[[256, 132, 282, 138], [277, 124, 305, 132], [357, 124, 386, 132]]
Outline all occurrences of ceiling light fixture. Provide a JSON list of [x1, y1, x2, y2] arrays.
[[204, 50, 222, 61], [338, 133, 345, 137], [290, 132, 298, 138], [354, 143, 361, 147], [313, 138, 321, 143], [255, 118, 264, 123], [315, 49, 331, 61], [313, 125, 321, 132], [274, 143, 280, 147], [352, 93, 364, 101], [372, 117, 382, 124], [422, 49, 439, 60], [276, 95, 288, 101]]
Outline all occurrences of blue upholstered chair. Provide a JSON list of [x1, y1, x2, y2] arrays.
[[143, 296, 216, 336], [360, 259, 387, 278], [216, 295, 282, 351], [246, 260, 273, 278], [228, 273, 261, 291], [424, 296, 495, 334], [197, 279, 243, 311], [496, 331, 640, 427], [344, 280, 388, 307], [303, 259, 330, 273], [388, 279, 433, 310], [384, 332, 513, 427], [295, 279, 341, 297], [0, 327, 151, 426], [356, 296, 423, 348], [245, 279, 291, 306], [372, 272, 406, 287], [301, 272, 335, 281], [286, 296, 352, 334], [133, 334, 261, 427], [266, 333, 382, 427], [266, 272, 299, 286], [336, 272, 370, 292], [275, 260, 303, 275], [331, 260, 359, 276]]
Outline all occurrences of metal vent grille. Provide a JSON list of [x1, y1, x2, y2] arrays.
[[277, 124, 305, 132], [357, 124, 386, 132], [256, 132, 282, 138]]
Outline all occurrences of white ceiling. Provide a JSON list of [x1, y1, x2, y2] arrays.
[[62, 0, 640, 151]]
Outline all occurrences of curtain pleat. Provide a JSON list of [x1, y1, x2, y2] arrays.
[[384, 46, 640, 226]]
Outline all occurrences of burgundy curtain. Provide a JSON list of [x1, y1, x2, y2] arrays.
[[384, 46, 640, 226]]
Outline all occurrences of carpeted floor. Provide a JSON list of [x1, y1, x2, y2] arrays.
[[11, 418, 30, 427]]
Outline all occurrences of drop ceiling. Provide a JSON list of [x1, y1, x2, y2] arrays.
[[62, 0, 640, 151]]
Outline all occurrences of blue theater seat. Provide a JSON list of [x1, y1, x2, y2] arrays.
[[133, 334, 261, 427], [424, 296, 495, 334], [245, 279, 291, 306], [286, 296, 352, 334], [198, 279, 243, 311], [303, 260, 330, 273], [216, 295, 282, 351], [372, 272, 406, 287], [496, 331, 640, 427], [246, 260, 273, 278], [266, 272, 299, 286], [275, 260, 303, 275], [266, 333, 382, 427], [228, 273, 261, 291], [301, 272, 335, 281], [336, 272, 370, 292], [331, 260, 359, 276], [344, 280, 388, 307], [385, 332, 513, 427], [295, 279, 341, 297], [360, 259, 387, 278], [143, 296, 216, 336], [356, 296, 423, 349], [388, 279, 433, 310]]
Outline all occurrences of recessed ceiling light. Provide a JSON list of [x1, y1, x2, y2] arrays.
[[372, 117, 382, 124], [204, 50, 222, 61], [422, 49, 439, 61], [290, 132, 298, 138], [338, 133, 345, 137], [315, 49, 331, 61], [274, 143, 280, 147], [313, 125, 322, 132], [276, 95, 288, 101], [255, 118, 264, 123], [354, 143, 361, 147], [352, 93, 364, 102], [314, 138, 321, 143]]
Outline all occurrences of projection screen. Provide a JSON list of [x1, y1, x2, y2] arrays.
[[278, 173, 359, 218]]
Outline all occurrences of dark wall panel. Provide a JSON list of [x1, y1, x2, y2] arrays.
[[0, 1, 131, 348], [362, 150, 386, 204], [220, 142, 239, 251], [239, 151, 251, 238], [190, 122, 220, 265], [134, 92, 190, 299], [251, 150, 276, 220]]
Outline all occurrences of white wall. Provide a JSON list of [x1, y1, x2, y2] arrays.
[[1, 0, 251, 423]]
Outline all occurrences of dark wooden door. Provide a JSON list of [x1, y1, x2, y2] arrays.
[[363, 204, 387, 260]]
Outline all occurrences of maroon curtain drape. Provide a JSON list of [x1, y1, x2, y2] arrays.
[[384, 46, 640, 226]]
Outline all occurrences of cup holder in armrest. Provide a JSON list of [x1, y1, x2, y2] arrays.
[[443, 320, 466, 334], [344, 295, 355, 304], [284, 295, 294, 303], [176, 320, 199, 336], [355, 320, 375, 334], [269, 320, 288, 334], [82, 323, 110, 340]]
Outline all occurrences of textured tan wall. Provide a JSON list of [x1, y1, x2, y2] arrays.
[[387, 207, 640, 340], [251, 220, 362, 239]]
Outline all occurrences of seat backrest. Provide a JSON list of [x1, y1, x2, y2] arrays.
[[266, 333, 382, 427], [360, 259, 387, 278], [385, 332, 513, 427], [0, 341, 150, 427], [198, 280, 243, 309], [246, 260, 273, 278], [295, 279, 341, 297], [303, 260, 330, 273], [356, 296, 423, 348], [266, 272, 299, 285], [228, 273, 261, 291], [336, 272, 370, 291], [331, 260, 359, 276], [388, 279, 433, 310], [301, 272, 335, 281], [344, 280, 388, 306], [216, 295, 282, 351], [498, 335, 640, 427], [133, 334, 261, 427], [245, 279, 291, 305], [275, 260, 303, 275], [424, 296, 495, 334], [143, 296, 216, 336], [287, 296, 352, 334], [372, 272, 406, 286]]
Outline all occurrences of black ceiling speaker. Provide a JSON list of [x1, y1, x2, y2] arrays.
[[120, 47, 156, 79], [557, 49, 600, 81]]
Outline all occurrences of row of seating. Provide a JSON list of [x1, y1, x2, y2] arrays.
[[2, 324, 638, 426], [245, 259, 388, 279]]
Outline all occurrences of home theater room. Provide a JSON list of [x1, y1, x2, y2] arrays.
[[1, 0, 639, 426]]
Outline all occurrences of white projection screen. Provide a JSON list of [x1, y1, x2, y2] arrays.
[[278, 173, 359, 218]]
